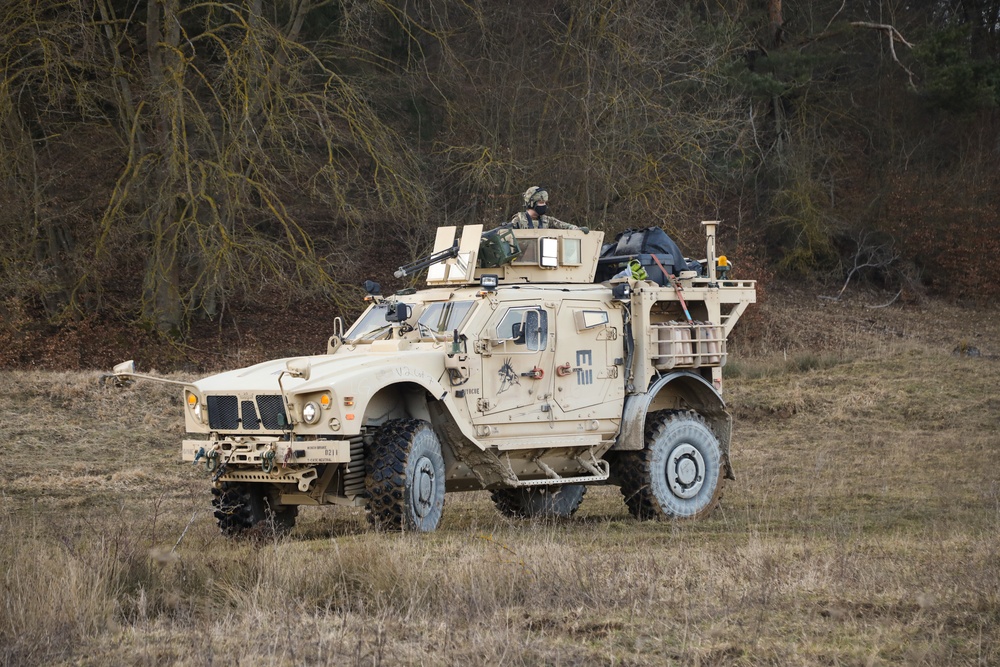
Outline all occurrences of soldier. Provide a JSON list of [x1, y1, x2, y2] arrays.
[[510, 186, 590, 233]]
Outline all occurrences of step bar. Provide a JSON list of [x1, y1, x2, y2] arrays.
[[510, 452, 610, 488]]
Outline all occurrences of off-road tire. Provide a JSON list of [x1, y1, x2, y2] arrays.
[[490, 485, 587, 519], [212, 482, 298, 537], [364, 418, 446, 532], [617, 410, 724, 520]]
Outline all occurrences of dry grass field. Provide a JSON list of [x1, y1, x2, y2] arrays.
[[2, 288, 999, 666]]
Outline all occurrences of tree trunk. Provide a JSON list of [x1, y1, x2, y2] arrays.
[[96, 0, 145, 154], [143, 0, 184, 335], [768, 0, 783, 48]]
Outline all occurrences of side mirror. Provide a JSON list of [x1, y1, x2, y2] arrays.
[[285, 358, 312, 381], [511, 322, 525, 345], [524, 309, 541, 348]]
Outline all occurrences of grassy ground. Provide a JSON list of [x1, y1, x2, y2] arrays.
[[2, 288, 998, 666]]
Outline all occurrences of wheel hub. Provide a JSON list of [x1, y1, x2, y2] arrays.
[[412, 456, 436, 518], [667, 443, 704, 499]]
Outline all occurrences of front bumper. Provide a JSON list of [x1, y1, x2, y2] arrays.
[[182, 437, 352, 465], [183, 437, 355, 492], [182, 437, 354, 492]]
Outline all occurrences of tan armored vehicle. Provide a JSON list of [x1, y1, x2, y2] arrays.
[[112, 221, 755, 533]]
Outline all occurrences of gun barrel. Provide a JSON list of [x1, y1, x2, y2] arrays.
[[394, 242, 459, 278]]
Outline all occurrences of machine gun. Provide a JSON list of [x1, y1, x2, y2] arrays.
[[393, 226, 522, 279], [394, 241, 459, 278]]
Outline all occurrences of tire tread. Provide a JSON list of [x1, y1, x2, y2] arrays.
[[617, 410, 725, 520]]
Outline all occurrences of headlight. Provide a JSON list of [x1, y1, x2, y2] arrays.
[[302, 401, 320, 425], [186, 391, 204, 423]]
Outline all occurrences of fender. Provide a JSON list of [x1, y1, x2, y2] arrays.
[[614, 371, 732, 463], [335, 370, 448, 433], [277, 352, 483, 448], [346, 372, 485, 448]]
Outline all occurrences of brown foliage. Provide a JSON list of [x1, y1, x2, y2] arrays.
[[884, 171, 1000, 302], [2, 0, 1000, 359]]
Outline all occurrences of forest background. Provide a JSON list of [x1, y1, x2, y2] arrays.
[[2, 0, 998, 370]]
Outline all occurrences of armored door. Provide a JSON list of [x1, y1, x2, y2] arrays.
[[472, 304, 554, 426], [551, 300, 625, 422]]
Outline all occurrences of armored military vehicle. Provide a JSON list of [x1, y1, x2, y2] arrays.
[[111, 221, 755, 533]]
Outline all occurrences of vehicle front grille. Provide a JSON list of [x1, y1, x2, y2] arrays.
[[205, 394, 288, 431], [241, 400, 260, 430], [256, 395, 288, 429], [207, 395, 239, 429]]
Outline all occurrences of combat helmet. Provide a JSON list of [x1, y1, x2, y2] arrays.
[[522, 186, 548, 209]]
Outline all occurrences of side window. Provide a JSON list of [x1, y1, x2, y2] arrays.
[[513, 238, 538, 265], [574, 309, 609, 330], [496, 308, 548, 352], [561, 238, 582, 265]]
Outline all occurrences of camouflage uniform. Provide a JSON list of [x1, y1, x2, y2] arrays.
[[509, 186, 585, 231]]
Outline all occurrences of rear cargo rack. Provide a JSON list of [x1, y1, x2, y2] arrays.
[[650, 321, 727, 370]]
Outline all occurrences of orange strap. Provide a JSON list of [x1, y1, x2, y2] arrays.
[[650, 254, 692, 323]]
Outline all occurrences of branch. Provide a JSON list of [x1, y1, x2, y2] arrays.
[[850, 21, 916, 89], [792, 19, 916, 90], [822, 231, 900, 302], [865, 289, 902, 310]]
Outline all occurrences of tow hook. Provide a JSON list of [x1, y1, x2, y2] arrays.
[[203, 445, 221, 472], [556, 363, 573, 377], [521, 367, 544, 380], [261, 446, 276, 473], [203, 444, 219, 472]]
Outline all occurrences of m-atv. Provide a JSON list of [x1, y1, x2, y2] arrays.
[[111, 221, 755, 533]]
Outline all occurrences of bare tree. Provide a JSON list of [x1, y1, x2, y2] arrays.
[[821, 231, 900, 302], [89, 1, 429, 333], [0, 2, 123, 318], [347, 0, 753, 240]]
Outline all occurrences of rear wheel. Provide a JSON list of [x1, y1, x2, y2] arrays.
[[365, 418, 446, 532], [212, 482, 297, 537], [617, 410, 724, 520], [491, 484, 587, 519]]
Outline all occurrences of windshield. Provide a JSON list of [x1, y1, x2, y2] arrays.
[[417, 300, 476, 338], [344, 299, 476, 343], [344, 304, 392, 342]]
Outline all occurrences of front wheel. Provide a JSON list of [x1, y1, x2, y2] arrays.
[[212, 482, 297, 537], [617, 410, 724, 520], [365, 418, 446, 532], [490, 484, 587, 519]]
